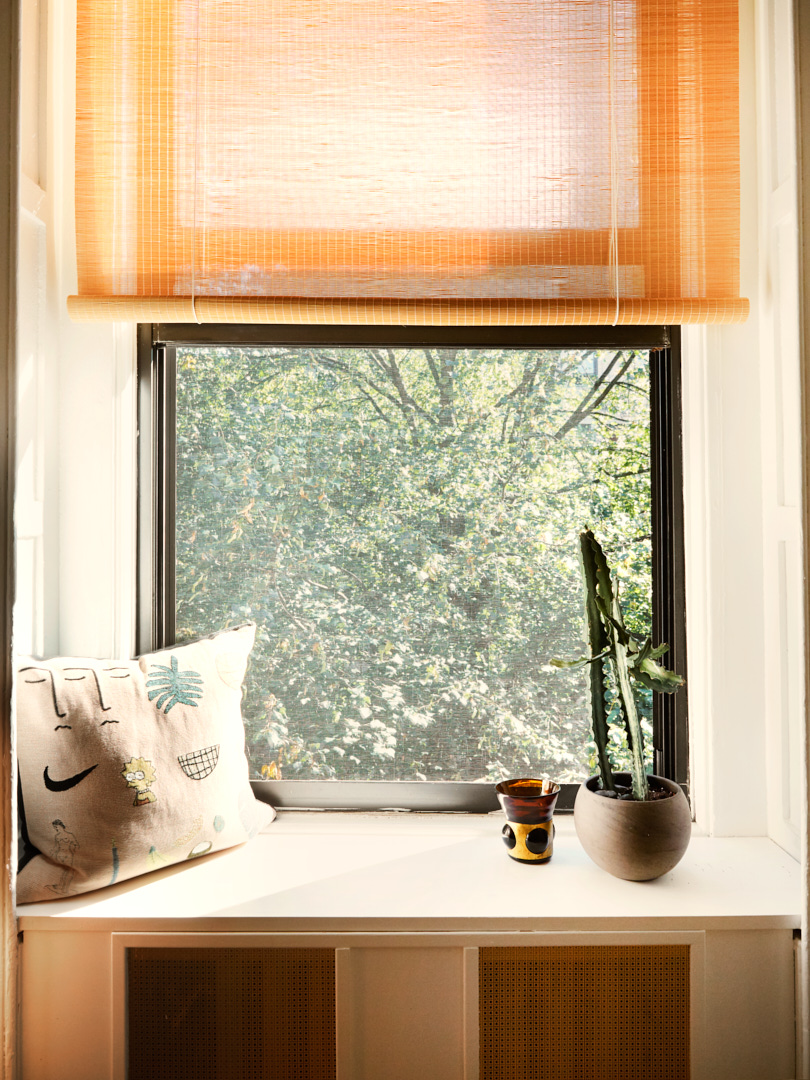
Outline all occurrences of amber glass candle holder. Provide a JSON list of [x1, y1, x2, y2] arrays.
[[496, 778, 560, 864]]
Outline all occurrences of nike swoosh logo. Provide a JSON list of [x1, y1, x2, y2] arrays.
[[43, 763, 99, 792]]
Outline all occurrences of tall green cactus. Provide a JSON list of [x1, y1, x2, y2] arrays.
[[579, 531, 615, 793], [552, 530, 684, 801]]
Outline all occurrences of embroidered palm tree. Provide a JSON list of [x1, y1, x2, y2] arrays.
[[146, 656, 204, 713]]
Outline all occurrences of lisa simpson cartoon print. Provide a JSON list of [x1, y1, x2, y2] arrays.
[[122, 756, 157, 806]]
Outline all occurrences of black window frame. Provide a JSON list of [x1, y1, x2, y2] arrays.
[[137, 323, 687, 813]]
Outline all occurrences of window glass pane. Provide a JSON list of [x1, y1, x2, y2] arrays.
[[175, 347, 652, 783]]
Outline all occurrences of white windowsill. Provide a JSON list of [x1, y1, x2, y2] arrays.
[[17, 812, 801, 934]]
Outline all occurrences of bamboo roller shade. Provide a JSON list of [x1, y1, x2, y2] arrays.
[[71, 0, 748, 326]]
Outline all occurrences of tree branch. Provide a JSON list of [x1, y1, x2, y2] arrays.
[[553, 354, 635, 440]]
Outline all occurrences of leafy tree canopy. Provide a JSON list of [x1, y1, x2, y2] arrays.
[[175, 346, 652, 784]]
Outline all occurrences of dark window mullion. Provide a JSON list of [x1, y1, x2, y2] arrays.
[[152, 342, 176, 650], [151, 323, 670, 351], [650, 328, 688, 789]]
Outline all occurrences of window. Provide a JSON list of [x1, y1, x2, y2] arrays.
[[139, 325, 686, 811]]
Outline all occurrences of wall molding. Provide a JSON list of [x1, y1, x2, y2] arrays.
[[1, 0, 20, 1074], [791, 0, 810, 1074]]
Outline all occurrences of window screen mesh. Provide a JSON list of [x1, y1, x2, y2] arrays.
[[174, 345, 654, 784]]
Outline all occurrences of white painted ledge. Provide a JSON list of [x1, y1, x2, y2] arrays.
[[17, 812, 801, 933]]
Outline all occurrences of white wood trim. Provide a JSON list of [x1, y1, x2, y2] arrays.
[[18, 819, 800, 932], [2, 0, 20, 1074], [110, 930, 705, 1080], [110, 933, 126, 1080], [335, 947, 354, 1080], [19, 175, 45, 223], [679, 0, 804, 844], [680, 323, 714, 835], [40, 922, 796, 1080], [792, 0, 810, 1069], [796, 934, 805, 1080], [689, 931, 708, 1080], [754, 0, 804, 860], [462, 947, 479, 1080], [109, 928, 705, 950]]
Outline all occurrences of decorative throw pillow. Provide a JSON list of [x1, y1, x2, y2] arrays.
[[16, 623, 274, 904]]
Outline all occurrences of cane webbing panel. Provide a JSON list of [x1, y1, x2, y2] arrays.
[[479, 945, 690, 1080], [127, 947, 335, 1080], [72, 0, 746, 326]]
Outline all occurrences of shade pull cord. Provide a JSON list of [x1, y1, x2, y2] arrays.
[[609, 0, 620, 326], [190, 0, 202, 324]]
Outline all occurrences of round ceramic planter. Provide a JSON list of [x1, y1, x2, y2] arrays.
[[574, 772, 691, 881]]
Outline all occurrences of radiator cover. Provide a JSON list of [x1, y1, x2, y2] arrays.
[[127, 946, 336, 1080], [479, 944, 690, 1079]]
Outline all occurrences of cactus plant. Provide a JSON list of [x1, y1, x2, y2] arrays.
[[551, 530, 684, 802]]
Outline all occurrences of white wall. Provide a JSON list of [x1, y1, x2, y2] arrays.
[[16, 0, 137, 664], [754, 0, 804, 857], [14, 0, 805, 849], [681, 0, 803, 854], [679, 0, 805, 850], [17, 0, 51, 660]]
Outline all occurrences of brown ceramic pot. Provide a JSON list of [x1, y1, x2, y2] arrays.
[[573, 773, 691, 881]]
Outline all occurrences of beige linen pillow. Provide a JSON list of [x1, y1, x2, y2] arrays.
[[16, 623, 274, 904]]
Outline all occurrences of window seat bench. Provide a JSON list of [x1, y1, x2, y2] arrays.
[[17, 813, 802, 1080]]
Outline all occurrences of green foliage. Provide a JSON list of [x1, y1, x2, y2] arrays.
[[174, 345, 653, 783], [551, 530, 684, 800], [146, 657, 204, 713]]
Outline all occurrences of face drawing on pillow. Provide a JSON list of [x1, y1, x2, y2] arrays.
[[20, 665, 132, 793], [21, 659, 221, 800], [19, 664, 129, 725]]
